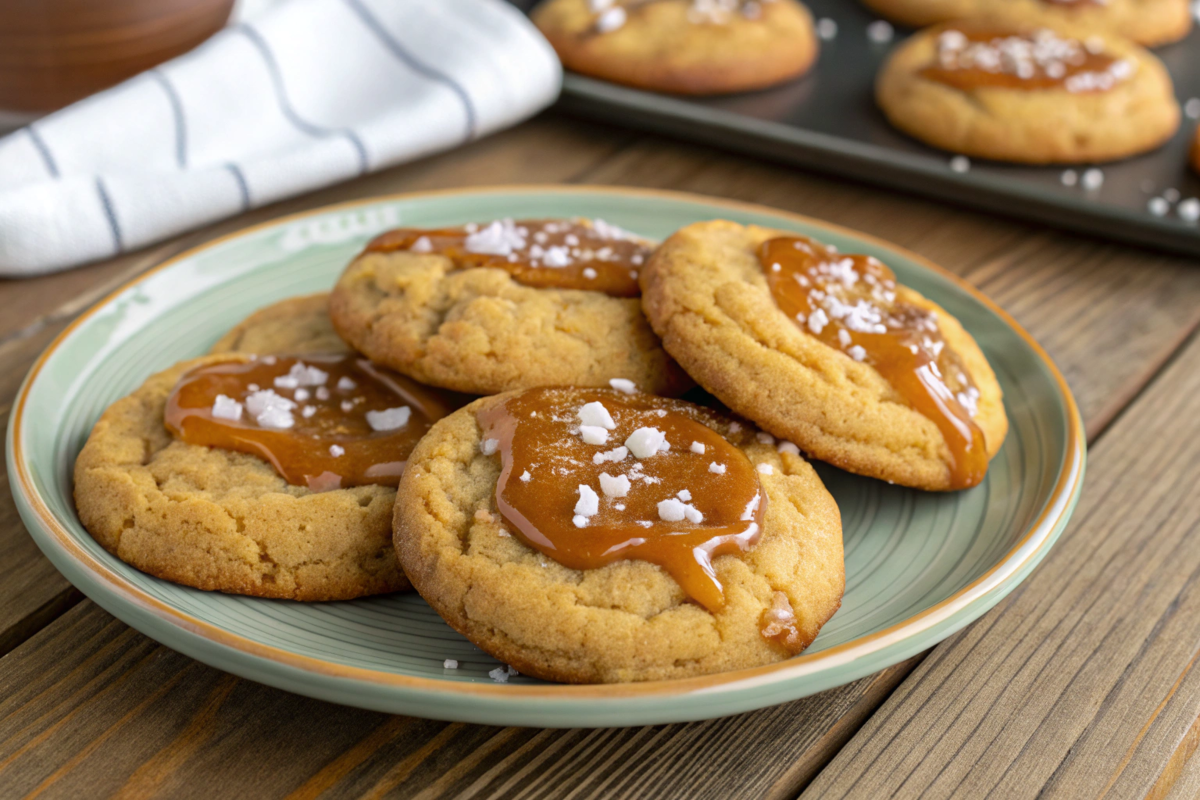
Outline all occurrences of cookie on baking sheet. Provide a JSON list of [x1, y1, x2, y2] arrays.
[[393, 386, 844, 683], [74, 349, 463, 601], [329, 218, 691, 397], [209, 292, 349, 356], [639, 220, 1007, 491], [860, 0, 1191, 47], [532, 0, 818, 96], [876, 24, 1179, 164]]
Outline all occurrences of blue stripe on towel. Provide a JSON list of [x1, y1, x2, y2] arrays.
[[342, 0, 477, 140], [95, 178, 124, 253], [234, 23, 370, 173], [149, 69, 188, 168], [27, 127, 60, 178]]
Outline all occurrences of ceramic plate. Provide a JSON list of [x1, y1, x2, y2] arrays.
[[7, 187, 1085, 728]]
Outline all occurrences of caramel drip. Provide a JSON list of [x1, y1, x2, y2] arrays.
[[165, 355, 462, 491], [364, 219, 650, 298], [759, 236, 988, 489], [477, 387, 766, 612], [920, 26, 1127, 93]]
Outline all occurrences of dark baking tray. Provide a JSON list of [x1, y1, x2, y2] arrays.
[[511, 0, 1200, 256]]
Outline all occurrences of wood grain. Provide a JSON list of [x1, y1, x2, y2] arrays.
[[3, 122, 1200, 797], [803, 329, 1200, 799]]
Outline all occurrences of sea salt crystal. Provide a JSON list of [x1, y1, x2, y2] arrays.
[[1149, 197, 1170, 217], [443, 659, 458, 669], [690, 441, 706, 454], [245, 389, 296, 429], [579, 401, 616, 430], [758, 464, 774, 475], [593, 446, 629, 465], [600, 472, 631, 498], [580, 425, 609, 445], [677, 489, 692, 501], [410, 236, 433, 253], [316, 386, 330, 401], [778, 441, 800, 456], [867, 20, 893, 42], [709, 462, 726, 474], [520, 470, 532, 482], [294, 388, 310, 402], [741, 493, 761, 521], [273, 361, 329, 390], [211, 394, 243, 422], [465, 219, 526, 255], [573, 514, 589, 528], [575, 485, 600, 517], [657, 498, 703, 524], [595, 6, 626, 32], [329, 444, 345, 457], [367, 406, 411, 431], [756, 432, 775, 445], [949, 156, 970, 174], [481, 438, 499, 455], [816, 17, 837, 40], [1061, 170, 1078, 187], [337, 376, 357, 391], [848, 345, 867, 361], [302, 405, 317, 418], [1082, 168, 1104, 191], [582, 267, 598, 279], [489, 665, 518, 683], [609, 378, 637, 394], [625, 427, 667, 458], [1179, 198, 1200, 223]]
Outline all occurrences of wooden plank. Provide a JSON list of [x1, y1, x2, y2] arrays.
[[802, 329, 1200, 799]]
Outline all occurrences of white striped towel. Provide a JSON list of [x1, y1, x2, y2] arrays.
[[0, 0, 561, 277]]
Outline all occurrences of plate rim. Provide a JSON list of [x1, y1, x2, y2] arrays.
[[7, 184, 1086, 703]]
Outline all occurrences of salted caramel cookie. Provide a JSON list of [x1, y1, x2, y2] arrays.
[[210, 293, 349, 356], [876, 24, 1179, 164], [532, 0, 818, 95], [640, 220, 1007, 491], [393, 386, 844, 683], [859, 0, 1191, 47], [74, 352, 460, 601], [329, 218, 690, 396]]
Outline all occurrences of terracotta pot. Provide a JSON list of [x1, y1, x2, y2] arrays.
[[0, 0, 235, 113]]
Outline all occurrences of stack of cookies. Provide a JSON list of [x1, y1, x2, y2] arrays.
[[74, 213, 1007, 683], [531, 0, 1193, 170]]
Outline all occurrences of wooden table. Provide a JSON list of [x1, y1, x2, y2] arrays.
[[3, 112, 1200, 799]]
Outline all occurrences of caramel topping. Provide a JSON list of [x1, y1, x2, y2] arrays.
[[364, 218, 651, 298], [921, 26, 1133, 93], [759, 236, 987, 489], [165, 355, 461, 492], [477, 387, 766, 612], [760, 591, 807, 655]]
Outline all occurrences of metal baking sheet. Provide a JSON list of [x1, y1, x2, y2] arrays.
[[511, 0, 1200, 256]]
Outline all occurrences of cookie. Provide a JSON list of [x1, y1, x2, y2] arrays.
[[859, 0, 1192, 47], [209, 292, 349, 356], [329, 218, 691, 396], [532, 0, 818, 96], [393, 386, 844, 683], [876, 24, 1180, 164], [74, 349, 461, 601], [640, 220, 1008, 491]]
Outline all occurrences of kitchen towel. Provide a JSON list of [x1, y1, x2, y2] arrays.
[[0, 0, 562, 277]]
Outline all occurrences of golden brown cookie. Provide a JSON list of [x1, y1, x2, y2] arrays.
[[329, 218, 691, 396], [393, 387, 844, 683], [859, 0, 1192, 47], [209, 293, 349, 356], [640, 220, 1007, 491], [74, 355, 411, 601], [876, 24, 1180, 164], [532, 0, 818, 95]]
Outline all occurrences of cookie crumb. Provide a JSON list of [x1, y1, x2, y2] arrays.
[[474, 509, 494, 523]]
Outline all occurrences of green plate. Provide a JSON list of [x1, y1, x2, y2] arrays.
[[6, 187, 1085, 728]]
